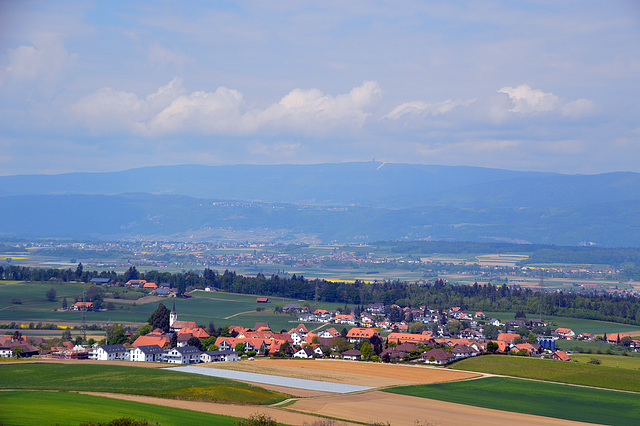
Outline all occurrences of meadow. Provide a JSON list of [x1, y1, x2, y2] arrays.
[[0, 363, 289, 405], [384, 376, 640, 425], [451, 355, 640, 392], [0, 391, 244, 426], [483, 311, 640, 334], [555, 338, 640, 357], [571, 353, 640, 369], [0, 281, 340, 333]]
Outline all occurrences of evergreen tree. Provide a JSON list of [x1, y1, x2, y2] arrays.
[[75, 263, 83, 280], [148, 303, 170, 332], [62, 297, 68, 310]]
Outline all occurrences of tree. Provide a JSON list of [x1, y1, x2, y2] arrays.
[[514, 310, 527, 319], [278, 340, 291, 357], [235, 342, 246, 354], [12, 347, 23, 358], [408, 322, 426, 334], [12, 330, 22, 341], [73, 335, 84, 346], [75, 263, 83, 280], [170, 332, 178, 348], [369, 334, 383, 355], [621, 336, 632, 347], [446, 320, 462, 335], [331, 336, 351, 353], [148, 303, 170, 333], [62, 297, 67, 310], [516, 326, 530, 338], [360, 341, 374, 360], [46, 287, 57, 302], [61, 328, 72, 341], [187, 336, 203, 351], [123, 266, 139, 282], [483, 324, 500, 340], [138, 324, 153, 336], [486, 341, 499, 353], [107, 324, 127, 345]]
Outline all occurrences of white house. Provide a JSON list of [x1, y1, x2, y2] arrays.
[[162, 345, 202, 364], [200, 350, 239, 363], [91, 344, 127, 361], [293, 347, 315, 359], [130, 345, 164, 362]]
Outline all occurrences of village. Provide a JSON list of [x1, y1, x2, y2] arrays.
[[4, 298, 638, 367]]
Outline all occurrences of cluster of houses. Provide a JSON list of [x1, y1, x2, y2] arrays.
[[6, 301, 640, 365]]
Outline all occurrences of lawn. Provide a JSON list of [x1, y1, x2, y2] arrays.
[[451, 355, 640, 392], [384, 376, 640, 425], [0, 391, 244, 426], [0, 363, 289, 405]]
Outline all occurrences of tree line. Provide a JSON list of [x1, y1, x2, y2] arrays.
[[2, 264, 640, 325]]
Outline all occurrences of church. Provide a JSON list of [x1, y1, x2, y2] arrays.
[[169, 302, 197, 332]]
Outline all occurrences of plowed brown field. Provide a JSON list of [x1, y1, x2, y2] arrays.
[[202, 358, 478, 387]]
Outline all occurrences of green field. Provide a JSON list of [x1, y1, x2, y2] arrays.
[[451, 355, 640, 392], [0, 282, 343, 333], [384, 377, 640, 425], [555, 338, 640, 357], [571, 353, 640, 369], [483, 311, 640, 334], [0, 363, 288, 405], [0, 391, 247, 426]]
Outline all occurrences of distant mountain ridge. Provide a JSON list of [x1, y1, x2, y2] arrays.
[[1, 162, 639, 246], [2, 162, 640, 209]]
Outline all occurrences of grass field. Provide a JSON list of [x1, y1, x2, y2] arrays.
[[555, 338, 640, 357], [384, 376, 640, 425], [0, 363, 289, 405], [451, 355, 640, 392], [483, 311, 640, 334], [571, 353, 640, 369], [0, 282, 340, 333], [0, 391, 244, 426]]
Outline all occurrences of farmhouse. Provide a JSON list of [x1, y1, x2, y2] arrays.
[[422, 348, 456, 365]]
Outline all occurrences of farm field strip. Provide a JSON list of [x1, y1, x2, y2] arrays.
[[287, 389, 590, 426], [0, 390, 245, 426], [204, 358, 479, 387], [383, 376, 640, 425], [451, 355, 640, 392], [166, 365, 374, 393]]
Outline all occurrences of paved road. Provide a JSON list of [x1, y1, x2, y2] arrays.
[[165, 365, 375, 393]]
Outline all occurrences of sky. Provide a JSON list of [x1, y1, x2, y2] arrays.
[[0, 1, 639, 176]]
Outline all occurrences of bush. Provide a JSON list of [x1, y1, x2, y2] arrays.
[[235, 413, 279, 426], [587, 358, 601, 365]]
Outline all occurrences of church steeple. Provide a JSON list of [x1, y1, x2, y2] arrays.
[[169, 301, 178, 327]]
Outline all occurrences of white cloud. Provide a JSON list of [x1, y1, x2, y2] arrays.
[[498, 84, 560, 114], [384, 99, 476, 120], [2, 33, 77, 94], [68, 79, 382, 136], [254, 81, 382, 133]]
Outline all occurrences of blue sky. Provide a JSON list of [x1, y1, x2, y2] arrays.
[[0, 1, 639, 175]]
